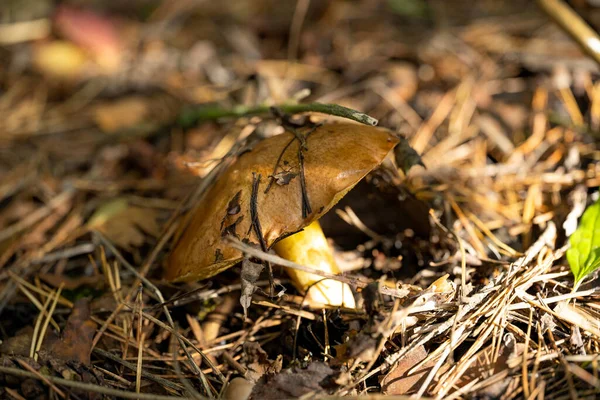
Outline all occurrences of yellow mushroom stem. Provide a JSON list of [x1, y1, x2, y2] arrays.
[[272, 220, 356, 308]]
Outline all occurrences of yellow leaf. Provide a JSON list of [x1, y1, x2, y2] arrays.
[[87, 198, 160, 250]]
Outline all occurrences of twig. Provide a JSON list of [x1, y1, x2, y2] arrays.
[[179, 102, 378, 127], [430, 210, 468, 300], [30, 291, 53, 359], [154, 280, 278, 309], [5, 387, 27, 400], [225, 236, 370, 288], [93, 232, 218, 395], [250, 173, 273, 295], [287, 0, 310, 62], [536, 0, 600, 67], [34, 284, 64, 361], [296, 132, 312, 218], [265, 136, 296, 194], [92, 348, 184, 393], [30, 243, 96, 264], [138, 311, 227, 380], [0, 189, 74, 242], [522, 307, 534, 398], [170, 330, 205, 400], [222, 351, 247, 376], [91, 200, 179, 351], [135, 288, 144, 396]]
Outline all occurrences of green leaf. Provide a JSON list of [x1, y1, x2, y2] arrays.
[[566, 197, 600, 285]]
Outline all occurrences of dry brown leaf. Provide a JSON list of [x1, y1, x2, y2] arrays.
[[93, 97, 149, 133], [380, 345, 439, 395], [554, 302, 600, 338], [46, 299, 97, 365], [244, 342, 283, 383], [249, 362, 335, 400], [167, 122, 398, 282], [453, 333, 522, 395], [395, 136, 425, 175], [87, 197, 160, 250], [454, 345, 496, 390], [0, 300, 96, 365]]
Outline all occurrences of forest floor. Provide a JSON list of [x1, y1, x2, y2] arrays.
[[1, 1, 600, 399]]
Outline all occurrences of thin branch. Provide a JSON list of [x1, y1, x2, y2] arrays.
[[179, 102, 378, 127], [93, 232, 219, 395], [225, 236, 370, 289], [93, 348, 184, 393]]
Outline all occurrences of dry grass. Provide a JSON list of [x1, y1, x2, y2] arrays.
[[1, 0, 600, 399]]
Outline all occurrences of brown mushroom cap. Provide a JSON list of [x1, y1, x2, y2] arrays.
[[166, 122, 399, 282]]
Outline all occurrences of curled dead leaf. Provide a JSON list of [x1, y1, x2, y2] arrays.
[[0, 299, 97, 365], [47, 299, 97, 365], [243, 342, 283, 383]]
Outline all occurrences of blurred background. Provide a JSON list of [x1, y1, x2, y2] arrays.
[[2, 1, 600, 397]]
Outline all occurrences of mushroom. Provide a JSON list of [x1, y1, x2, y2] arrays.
[[166, 122, 399, 307]]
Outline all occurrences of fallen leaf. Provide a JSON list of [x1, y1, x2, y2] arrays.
[[244, 342, 282, 383], [250, 362, 335, 400], [46, 299, 97, 365], [454, 346, 496, 390], [87, 198, 160, 250], [554, 301, 600, 338], [93, 97, 149, 133], [381, 345, 438, 395], [453, 333, 522, 394], [0, 299, 96, 365]]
